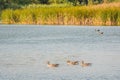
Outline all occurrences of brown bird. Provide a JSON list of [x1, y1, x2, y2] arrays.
[[95, 29, 104, 35], [80, 60, 92, 67], [47, 61, 59, 68], [100, 32, 104, 34], [67, 60, 79, 65], [95, 29, 100, 32]]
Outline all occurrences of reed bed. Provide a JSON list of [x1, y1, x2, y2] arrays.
[[1, 2, 120, 26]]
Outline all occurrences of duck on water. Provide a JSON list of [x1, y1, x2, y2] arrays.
[[47, 61, 59, 68]]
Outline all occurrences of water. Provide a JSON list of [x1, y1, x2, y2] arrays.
[[0, 25, 120, 80]]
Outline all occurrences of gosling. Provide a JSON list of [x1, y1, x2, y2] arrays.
[[47, 61, 59, 68], [67, 60, 79, 65], [80, 60, 92, 67]]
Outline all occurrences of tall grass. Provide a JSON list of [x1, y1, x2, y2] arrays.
[[1, 2, 120, 26]]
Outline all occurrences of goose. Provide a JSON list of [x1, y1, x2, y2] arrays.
[[95, 29, 104, 35], [67, 60, 79, 65], [47, 61, 59, 68], [80, 60, 92, 67], [95, 29, 100, 32], [100, 32, 103, 34]]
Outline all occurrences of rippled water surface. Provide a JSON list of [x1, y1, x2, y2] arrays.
[[0, 25, 120, 80]]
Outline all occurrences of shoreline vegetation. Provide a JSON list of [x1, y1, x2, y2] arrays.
[[1, 2, 120, 26]]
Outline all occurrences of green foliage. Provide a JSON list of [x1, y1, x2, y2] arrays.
[[92, 0, 103, 4], [0, 0, 120, 10], [1, 9, 13, 24], [109, 8, 119, 25], [101, 8, 109, 25], [100, 7, 120, 25], [49, 0, 68, 4], [0, 0, 21, 10], [39, 0, 49, 4]]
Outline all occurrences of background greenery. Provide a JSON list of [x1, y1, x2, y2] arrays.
[[0, 0, 120, 25], [0, 0, 119, 10]]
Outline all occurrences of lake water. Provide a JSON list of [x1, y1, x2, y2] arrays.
[[0, 25, 120, 80]]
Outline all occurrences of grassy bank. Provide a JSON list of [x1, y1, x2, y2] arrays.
[[1, 2, 120, 26]]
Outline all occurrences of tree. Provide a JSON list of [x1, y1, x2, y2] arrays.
[[0, 0, 13, 10], [84, 0, 88, 5], [68, 0, 78, 6], [78, 0, 83, 4], [92, 0, 103, 4], [38, 0, 49, 4]]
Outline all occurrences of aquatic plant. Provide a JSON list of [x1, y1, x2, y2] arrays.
[[1, 2, 120, 26]]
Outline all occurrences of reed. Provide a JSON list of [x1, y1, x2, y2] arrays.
[[100, 8, 109, 25], [100, 7, 120, 25], [1, 2, 120, 26], [1, 9, 13, 24]]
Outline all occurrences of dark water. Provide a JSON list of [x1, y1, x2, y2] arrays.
[[0, 25, 120, 80]]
